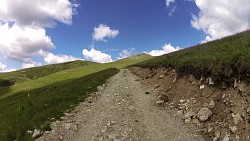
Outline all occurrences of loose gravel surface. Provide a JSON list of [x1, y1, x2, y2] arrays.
[[37, 69, 205, 141]]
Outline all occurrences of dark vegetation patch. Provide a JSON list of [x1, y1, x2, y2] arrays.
[[134, 30, 250, 84], [0, 79, 15, 87], [0, 68, 119, 141]]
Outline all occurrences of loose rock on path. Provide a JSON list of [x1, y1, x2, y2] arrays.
[[37, 69, 205, 141]]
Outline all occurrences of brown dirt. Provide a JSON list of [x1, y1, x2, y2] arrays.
[[37, 69, 204, 141], [129, 67, 250, 141]]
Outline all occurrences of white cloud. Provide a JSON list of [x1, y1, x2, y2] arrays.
[[191, 0, 250, 42], [0, 0, 78, 70], [118, 48, 136, 59], [0, 23, 54, 62], [93, 24, 119, 41], [40, 51, 81, 64], [0, 0, 78, 27], [0, 62, 16, 72], [82, 48, 113, 63], [22, 61, 42, 69], [0, 62, 7, 71], [147, 43, 181, 56], [166, 0, 176, 7], [166, 0, 177, 16]]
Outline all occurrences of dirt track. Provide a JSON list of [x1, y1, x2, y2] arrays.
[[37, 69, 204, 141]]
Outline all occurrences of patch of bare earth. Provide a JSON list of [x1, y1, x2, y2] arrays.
[[130, 67, 250, 141], [37, 69, 204, 141]]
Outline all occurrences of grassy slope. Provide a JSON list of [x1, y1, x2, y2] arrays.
[[135, 31, 250, 81], [0, 60, 96, 84], [0, 68, 119, 141], [0, 53, 152, 140], [0, 54, 153, 99]]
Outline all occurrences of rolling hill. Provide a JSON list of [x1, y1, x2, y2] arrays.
[[0, 54, 152, 140]]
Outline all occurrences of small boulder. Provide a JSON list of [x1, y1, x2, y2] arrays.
[[197, 107, 212, 122], [144, 91, 150, 94]]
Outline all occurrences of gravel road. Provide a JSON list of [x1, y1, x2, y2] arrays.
[[37, 69, 205, 141]]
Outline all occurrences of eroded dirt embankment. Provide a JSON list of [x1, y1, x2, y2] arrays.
[[130, 67, 250, 141]]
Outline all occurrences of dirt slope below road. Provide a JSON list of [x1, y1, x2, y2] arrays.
[[37, 69, 204, 141]]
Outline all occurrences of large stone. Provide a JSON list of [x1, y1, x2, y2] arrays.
[[213, 130, 220, 141], [219, 131, 229, 141], [65, 123, 73, 130], [208, 77, 214, 85], [159, 75, 164, 79], [184, 117, 192, 123], [233, 113, 242, 125], [199, 84, 205, 90], [197, 108, 212, 122], [32, 129, 41, 138], [172, 76, 177, 84]]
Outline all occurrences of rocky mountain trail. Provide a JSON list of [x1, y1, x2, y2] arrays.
[[37, 69, 205, 141]]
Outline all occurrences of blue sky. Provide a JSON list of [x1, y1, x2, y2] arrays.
[[47, 0, 203, 57], [0, 0, 250, 71]]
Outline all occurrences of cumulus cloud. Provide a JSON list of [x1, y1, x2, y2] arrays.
[[0, 0, 78, 70], [191, 0, 250, 42], [118, 48, 136, 59], [0, 23, 54, 62], [0, 0, 78, 27], [0, 62, 16, 72], [40, 51, 81, 64], [93, 24, 119, 41], [82, 48, 113, 63], [22, 61, 42, 69], [0, 62, 7, 71], [147, 43, 181, 56]]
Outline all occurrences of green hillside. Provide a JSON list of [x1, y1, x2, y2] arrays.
[[0, 60, 97, 84], [0, 54, 152, 99], [135, 30, 250, 82], [0, 54, 152, 140]]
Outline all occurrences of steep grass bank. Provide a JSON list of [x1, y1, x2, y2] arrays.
[[134, 31, 250, 83]]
